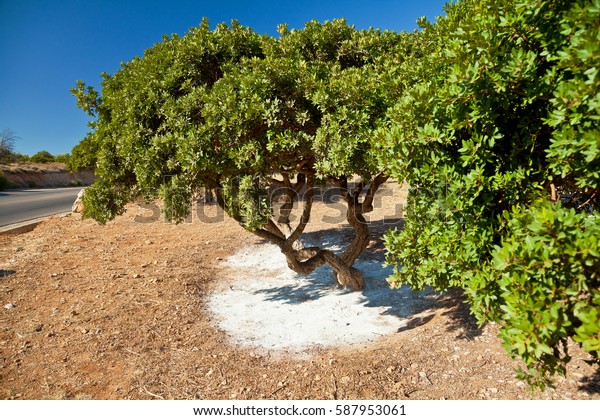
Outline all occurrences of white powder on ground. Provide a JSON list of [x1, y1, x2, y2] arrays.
[[206, 235, 437, 354]]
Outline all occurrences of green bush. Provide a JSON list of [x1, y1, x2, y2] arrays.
[[29, 150, 55, 163], [67, 134, 97, 171], [54, 153, 71, 165], [381, 0, 599, 389], [476, 202, 600, 388]]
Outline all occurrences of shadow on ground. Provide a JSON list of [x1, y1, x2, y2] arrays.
[[251, 222, 483, 341], [579, 365, 600, 395], [0, 269, 17, 278]]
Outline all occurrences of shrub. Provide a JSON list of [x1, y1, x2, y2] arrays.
[[380, 0, 599, 389], [29, 150, 55, 163]]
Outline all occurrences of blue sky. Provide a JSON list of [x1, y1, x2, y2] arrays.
[[0, 0, 449, 156]]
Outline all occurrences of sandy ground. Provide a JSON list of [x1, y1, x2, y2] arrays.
[[0, 183, 599, 400], [208, 239, 436, 353]]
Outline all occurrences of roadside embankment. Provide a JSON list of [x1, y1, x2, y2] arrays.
[[0, 162, 94, 189]]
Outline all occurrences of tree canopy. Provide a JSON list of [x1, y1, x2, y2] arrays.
[[72, 18, 415, 289]]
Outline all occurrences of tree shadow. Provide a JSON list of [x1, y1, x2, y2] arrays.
[[0, 269, 17, 278], [578, 364, 600, 395], [251, 222, 483, 340]]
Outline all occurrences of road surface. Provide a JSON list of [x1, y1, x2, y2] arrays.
[[0, 187, 83, 229]]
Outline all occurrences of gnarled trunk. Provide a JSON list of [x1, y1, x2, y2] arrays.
[[217, 170, 387, 291]]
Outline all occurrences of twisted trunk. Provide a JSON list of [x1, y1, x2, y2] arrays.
[[218, 170, 388, 291]]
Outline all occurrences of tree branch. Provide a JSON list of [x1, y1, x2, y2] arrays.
[[361, 172, 389, 214], [215, 186, 285, 246], [283, 174, 315, 250]]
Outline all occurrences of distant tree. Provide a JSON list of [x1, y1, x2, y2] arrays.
[[0, 128, 19, 162], [30, 150, 55, 163], [54, 153, 71, 164], [11, 153, 31, 163]]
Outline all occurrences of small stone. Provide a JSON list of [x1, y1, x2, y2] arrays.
[[34, 324, 43, 332], [132, 274, 142, 279], [340, 376, 351, 384], [4, 303, 15, 310], [488, 388, 498, 394], [387, 366, 396, 373]]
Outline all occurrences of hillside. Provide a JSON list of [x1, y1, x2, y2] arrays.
[[0, 163, 94, 189]]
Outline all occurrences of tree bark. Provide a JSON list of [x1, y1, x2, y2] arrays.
[[217, 171, 388, 291]]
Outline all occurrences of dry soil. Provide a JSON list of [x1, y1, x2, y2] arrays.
[[1, 184, 598, 400]]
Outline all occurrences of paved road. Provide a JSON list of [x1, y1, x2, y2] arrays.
[[0, 187, 83, 228]]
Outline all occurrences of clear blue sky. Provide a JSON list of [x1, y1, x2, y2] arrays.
[[0, 0, 449, 156]]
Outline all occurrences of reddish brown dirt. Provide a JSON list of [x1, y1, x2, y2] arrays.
[[0, 192, 598, 400]]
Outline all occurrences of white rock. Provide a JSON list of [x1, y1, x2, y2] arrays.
[[72, 188, 86, 213]]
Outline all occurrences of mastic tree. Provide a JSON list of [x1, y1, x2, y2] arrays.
[[72, 19, 415, 289], [380, 0, 599, 389]]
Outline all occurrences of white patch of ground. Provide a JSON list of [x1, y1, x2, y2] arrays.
[[207, 234, 437, 354]]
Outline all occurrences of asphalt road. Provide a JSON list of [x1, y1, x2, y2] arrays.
[[0, 187, 83, 228]]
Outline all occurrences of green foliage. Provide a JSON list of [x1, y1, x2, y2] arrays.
[[73, 5, 599, 388], [29, 150, 55, 163], [67, 133, 98, 171], [73, 18, 407, 228], [221, 175, 271, 230], [80, 178, 134, 224], [54, 153, 71, 165], [9, 153, 31, 163], [477, 202, 600, 389], [381, 0, 600, 389], [545, 0, 600, 192], [72, 19, 266, 221]]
